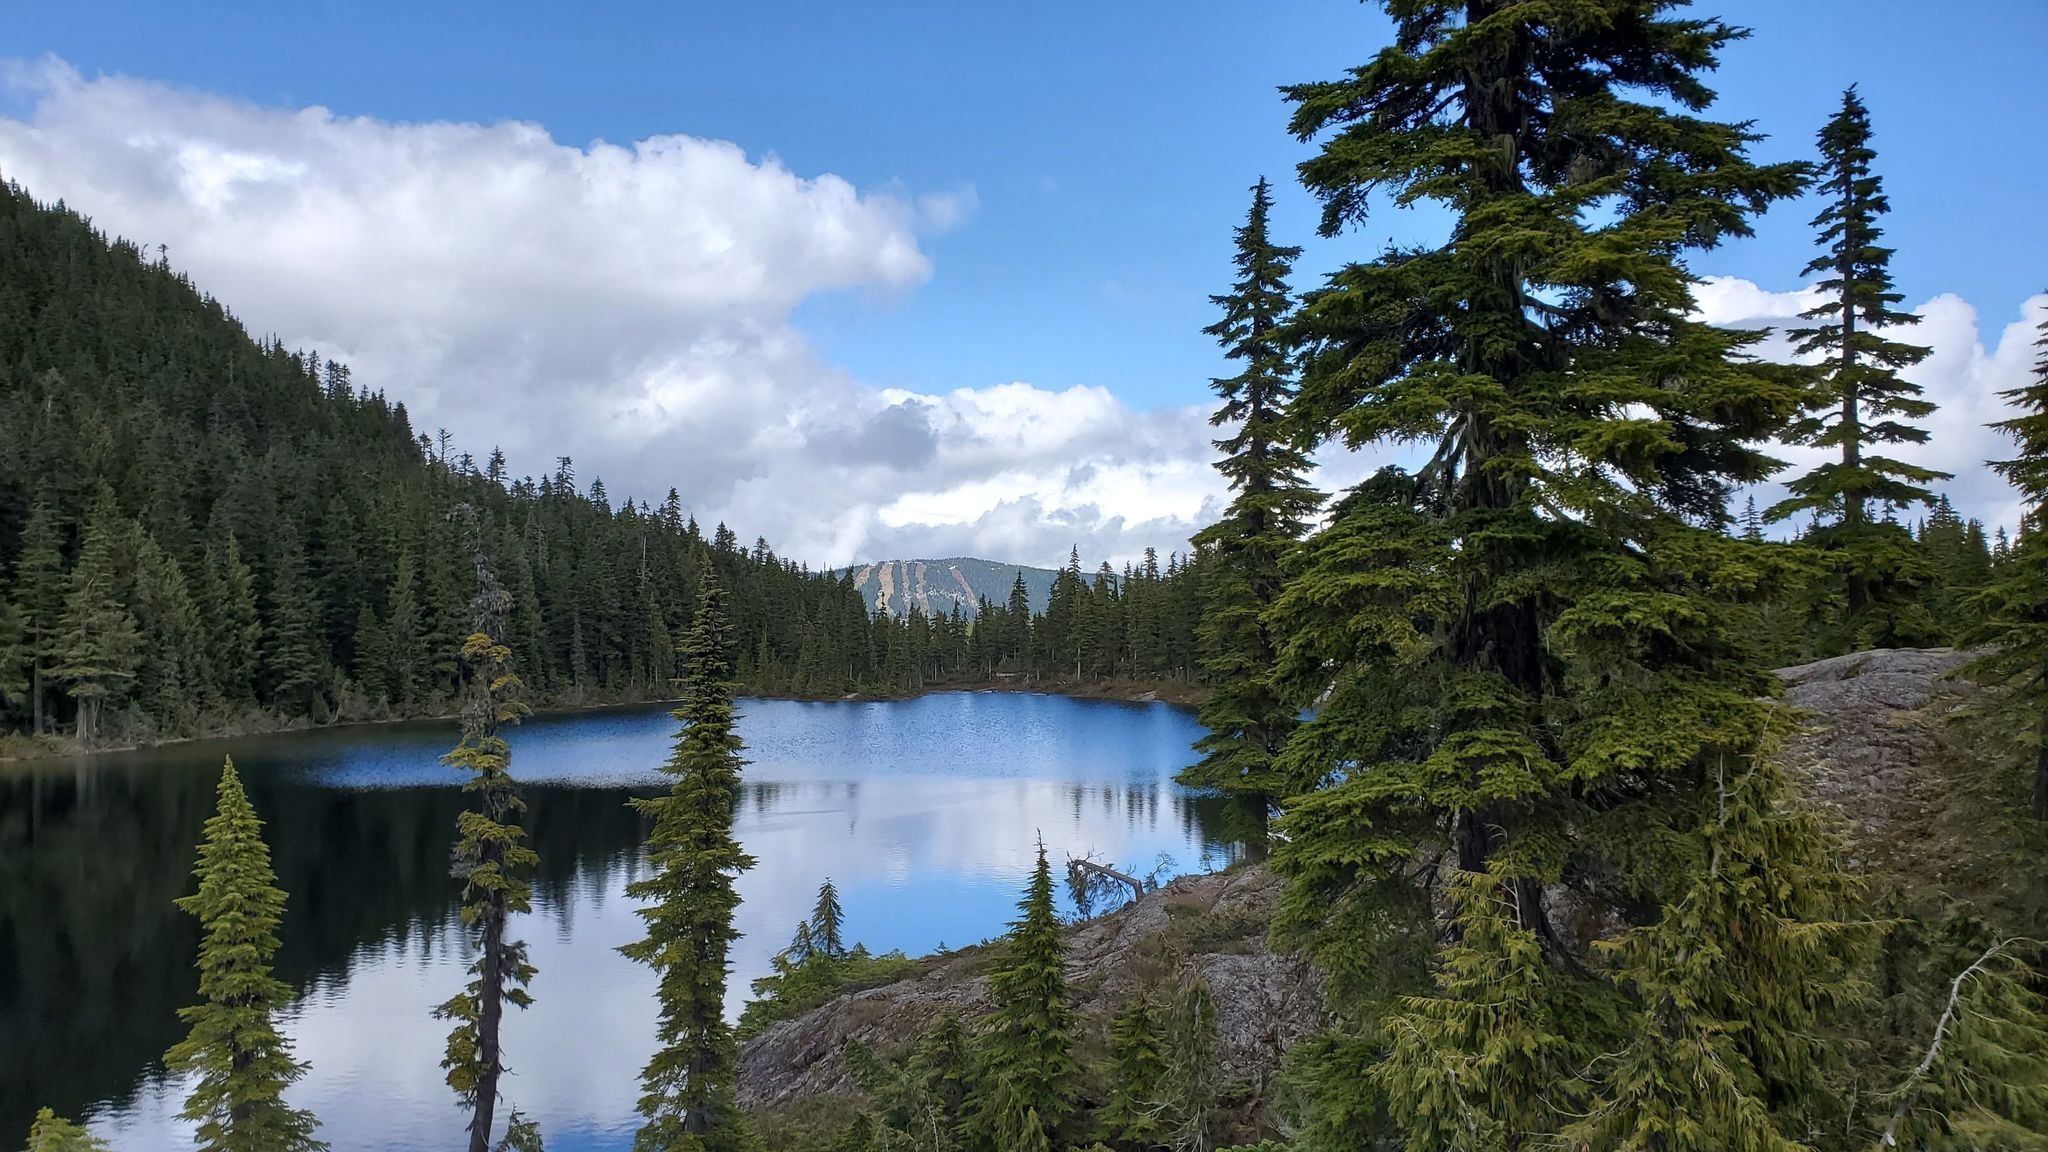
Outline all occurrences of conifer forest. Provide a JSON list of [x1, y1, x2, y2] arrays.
[[4, 2, 2047, 1151]]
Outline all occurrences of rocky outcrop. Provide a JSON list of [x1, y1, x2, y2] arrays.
[[736, 865, 1321, 1111], [1775, 647, 1974, 861]]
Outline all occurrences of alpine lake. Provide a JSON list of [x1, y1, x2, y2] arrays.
[[1, 691, 1239, 1151]]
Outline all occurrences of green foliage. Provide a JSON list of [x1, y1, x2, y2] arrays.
[[164, 759, 326, 1152], [495, 1111, 546, 1152], [19, 1110, 108, 1152], [1769, 88, 1947, 645], [1266, 3, 1860, 1147], [962, 844, 1077, 1152], [1965, 313, 2048, 819], [436, 507, 542, 1152], [621, 576, 757, 1152], [1182, 178, 1322, 840], [1100, 996, 1167, 1149], [740, 880, 914, 1042], [1873, 921, 2048, 1149], [54, 498, 139, 741]]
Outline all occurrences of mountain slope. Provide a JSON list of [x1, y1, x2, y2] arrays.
[[838, 557, 1060, 619]]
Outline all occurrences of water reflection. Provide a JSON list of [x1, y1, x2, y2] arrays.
[[1, 693, 1233, 1150]]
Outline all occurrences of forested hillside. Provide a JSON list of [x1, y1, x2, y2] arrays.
[[0, 179, 1203, 747]]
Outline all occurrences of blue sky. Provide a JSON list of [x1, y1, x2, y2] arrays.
[[3, 1, 2043, 561]]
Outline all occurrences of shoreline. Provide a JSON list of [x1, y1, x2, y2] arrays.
[[0, 676, 1207, 764]]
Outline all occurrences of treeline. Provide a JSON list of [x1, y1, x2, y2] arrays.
[[0, 177, 1200, 745]]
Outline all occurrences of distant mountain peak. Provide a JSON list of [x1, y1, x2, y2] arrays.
[[837, 557, 1061, 618]]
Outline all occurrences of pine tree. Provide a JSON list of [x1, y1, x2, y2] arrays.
[[436, 507, 540, 1152], [55, 501, 140, 742], [621, 575, 756, 1152], [963, 843, 1075, 1151], [1740, 495, 1765, 542], [165, 758, 325, 1152], [0, 595, 28, 722], [13, 502, 66, 735], [1769, 87, 1948, 647], [1265, 4, 1855, 1146], [19, 1110, 109, 1152], [1100, 996, 1167, 1149], [1179, 178, 1321, 844], [1966, 310, 2048, 819]]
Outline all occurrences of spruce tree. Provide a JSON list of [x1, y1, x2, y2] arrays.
[[165, 758, 325, 1152], [1265, 3, 1857, 1146], [0, 595, 28, 722], [55, 501, 140, 742], [1179, 178, 1321, 843], [435, 507, 540, 1152], [963, 843, 1075, 1151], [1769, 87, 1948, 647], [1967, 311, 2048, 819], [621, 575, 755, 1152]]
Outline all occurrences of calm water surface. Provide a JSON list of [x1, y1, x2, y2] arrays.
[[0, 692, 1231, 1151]]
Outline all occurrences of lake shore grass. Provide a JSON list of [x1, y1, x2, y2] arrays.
[[0, 675, 1207, 763]]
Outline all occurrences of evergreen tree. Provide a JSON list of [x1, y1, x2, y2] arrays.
[[12, 503, 65, 736], [1179, 178, 1321, 843], [0, 596, 28, 722], [436, 507, 540, 1152], [1769, 87, 1948, 647], [202, 533, 262, 710], [1100, 996, 1166, 1150], [261, 522, 324, 716], [1967, 310, 2048, 819], [810, 878, 846, 960], [621, 575, 755, 1152], [963, 843, 1075, 1151], [19, 1110, 109, 1152], [1265, 4, 1855, 1146], [133, 533, 208, 732], [55, 501, 140, 742], [165, 758, 325, 1152]]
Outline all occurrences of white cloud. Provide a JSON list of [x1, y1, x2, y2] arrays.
[[2, 61, 2032, 569], [0, 59, 1235, 567], [1697, 275, 2046, 536]]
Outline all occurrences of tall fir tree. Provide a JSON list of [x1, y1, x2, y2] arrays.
[[261, 522, 324, 716], [1178, 177, 1321, 844], [202, 533, 262, 710], [1265, 3, 1860, 1146], [1966, 310, 2048, 819], [165, 759, 326, 1152], [54, 499, 140, 742], [1769, 87, 1948, 647], [621, 575, 756, 1152], [962, 843, 1076, 1152], [435, 507, 540, 1152]]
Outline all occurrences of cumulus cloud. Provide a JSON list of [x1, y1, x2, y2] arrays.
[[0, 58, 1227, 566], [1, 61, 2032, 568], [1696, 275, 2046, 536]]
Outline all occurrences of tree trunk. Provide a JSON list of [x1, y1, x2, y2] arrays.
[[469, 866, 506, 1152]]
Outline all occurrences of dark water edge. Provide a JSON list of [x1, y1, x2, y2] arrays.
[[1, 692, 1231, 1150], [0, 676, 1205, 764]]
